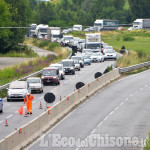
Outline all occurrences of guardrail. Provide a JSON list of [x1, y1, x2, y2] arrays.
[[0, 68, 120, 150], [119, 61, 150, 73], [0, 48, 72, 91]]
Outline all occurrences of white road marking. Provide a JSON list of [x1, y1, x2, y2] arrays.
[[124, 98, 129, 102], [7, 115, 13, 119], [130, 94, 133, 97], [0, 120, 4, 124], [134, 91, 138, 94]]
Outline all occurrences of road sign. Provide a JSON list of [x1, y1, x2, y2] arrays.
[[44, 93, 55, 103]]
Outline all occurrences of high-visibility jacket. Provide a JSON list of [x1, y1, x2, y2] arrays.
[[24, 94, 34, 103]]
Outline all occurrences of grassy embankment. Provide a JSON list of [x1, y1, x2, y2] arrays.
[[72, 30, 150, 68], [0, 39, 69, 98]]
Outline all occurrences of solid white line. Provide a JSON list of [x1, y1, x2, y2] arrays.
[[39, 96, 43, 99], [7, 115, 13, 119], [130, 94, 133, 97], [0, 120, 4, 124]]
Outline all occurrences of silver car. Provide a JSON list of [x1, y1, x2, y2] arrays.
[[27, 77, 43, 93], [7, 81, 31, 101], [0, 98, 3, 113], [73, 60, 81, 71], [50, 63, 65, 80]]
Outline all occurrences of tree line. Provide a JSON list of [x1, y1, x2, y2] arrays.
[[0, 0, 150, 53]]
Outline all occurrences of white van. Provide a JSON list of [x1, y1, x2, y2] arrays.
[[73, 25, 82, 32]]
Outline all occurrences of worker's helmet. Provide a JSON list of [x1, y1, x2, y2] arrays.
[[27, 92, 30, 96]]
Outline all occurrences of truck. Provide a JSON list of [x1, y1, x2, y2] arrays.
[[133, 19, 150, 29], [85, 33, 101, 51], [27, 24, 37, 37], [35, 24, 49, 39], [47, 27, 61, 42], [94, 19, 119, 31], [73, 25, 82, 32]]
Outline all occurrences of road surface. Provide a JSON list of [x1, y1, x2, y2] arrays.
[[0, 60, 114, 140], [27, 69, 150, 150]]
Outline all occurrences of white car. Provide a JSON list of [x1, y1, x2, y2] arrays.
[[90, 52, 105, 62], [7, 81, 31, 102], [104, 50, 117, 60], [71, 55, 84, 68], [27, 77, 43, 93], [103, 46, 113, 53], [50, 63, 65, 80], [73, 60, 80, 71]]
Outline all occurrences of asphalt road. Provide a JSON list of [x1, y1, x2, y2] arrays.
[[0, 57, 35, 69], [27, 69, 150, 150], [0, 60, 114, 140]]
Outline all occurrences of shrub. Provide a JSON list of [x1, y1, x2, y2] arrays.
[[122, 35, 135, 41], [48, 42, 60, 51], [38, 40, 49, 48]]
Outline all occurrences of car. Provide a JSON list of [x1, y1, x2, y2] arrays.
[[84, 28, 90, 32], [62, 35, 74, 46], [50, 63, 65, 80], [41, 67, 60, 85], [71, 55, 84, 68], [103, 46, 113, 53], [82, 49, 93, 55], [68, 28, 73, 33], [118, 27, 125, 30], [73, 60, 81, 71], [0, 98, 3, 113], [90, 52, 105, 62], [83, 55, 91, 65], [61, 29, 69, 34], [61, 59, 75, 75], [7, 81, 31, 102], [26, 77, 43, 93], [104, 50, 117, 60]]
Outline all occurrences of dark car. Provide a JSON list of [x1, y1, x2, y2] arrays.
[[41, 67, 60, 85]]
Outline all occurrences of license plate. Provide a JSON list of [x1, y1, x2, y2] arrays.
[[47, 80, 50, 82]]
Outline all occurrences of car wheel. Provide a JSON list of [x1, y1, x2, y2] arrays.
[[78, 68, 80, 71], [7, 98, 10, 102], [72, 71, 75, 75]]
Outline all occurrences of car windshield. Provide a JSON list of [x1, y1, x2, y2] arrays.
[[27, 79, 40, 83], [42, 70, 57, 76], [104, 46, 113, 50], [105, 50, 115, 53], [62, 61, 73, 67], [53, 35, 59, 38], [86, 44, 100, 49], [72, 57, 82, 60], [82, 50, 91, 53], [9, 83, 26, 89], [92, 53, 102, 56], [39, 28, 47, 33], [84, 55, 91, 59], [74, 60, 79, 64], [64, 37, 73, 40]]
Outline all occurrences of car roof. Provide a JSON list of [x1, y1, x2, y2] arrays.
[[27, 77, 41, 80], [43, 67, 58, 70], [62, 59, 74, 62], [50, 63, 63, 67], [9, 81, 26, 88]]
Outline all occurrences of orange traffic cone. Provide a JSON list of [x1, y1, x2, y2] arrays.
[[24, 109, 28, 117], [19, 128, 22, 134], [18, 106, 23, 115], [39, 102, 42, 109], [5, 118, 8, 126]]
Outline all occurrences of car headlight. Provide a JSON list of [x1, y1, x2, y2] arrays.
[[53, 77, 57, 79]]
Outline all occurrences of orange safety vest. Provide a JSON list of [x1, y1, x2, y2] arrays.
[[24, 94, 34, 103]]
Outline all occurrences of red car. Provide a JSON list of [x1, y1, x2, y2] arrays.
[[41, 67, 60, 85]]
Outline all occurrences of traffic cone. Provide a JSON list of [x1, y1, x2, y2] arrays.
[[67, 96, 70, 100], [5, 118, 8, 126], [18, 106, 23, 115], [24, 109, 28, 117], [60, 96, 62, 101], [47, 106, 51, 114], [39, 102, 42, 109], [19, 128, 22, 134]]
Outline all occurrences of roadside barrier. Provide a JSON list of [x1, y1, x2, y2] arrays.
[[119, 61, 150, 73], [0, 68, 120, 150]]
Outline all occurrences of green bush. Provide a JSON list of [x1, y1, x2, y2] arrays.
[[38, 40, 49, 48], [123, 35, 135, 41], [48, 42, 60, 51], [137, 50, 146, 58]]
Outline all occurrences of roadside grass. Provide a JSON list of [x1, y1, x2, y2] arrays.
[[24, 38, 66, 56], [0, 39, 69, 98], [101, 30, 150, 67], [145, 133, 150, 150], [0, 45, 37, 58]]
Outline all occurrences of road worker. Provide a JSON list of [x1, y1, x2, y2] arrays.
[[24, 92, 34, 114]]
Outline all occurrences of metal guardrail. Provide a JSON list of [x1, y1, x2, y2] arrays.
[[119, 61, 150, 73], [0, 48, 72, 91]]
